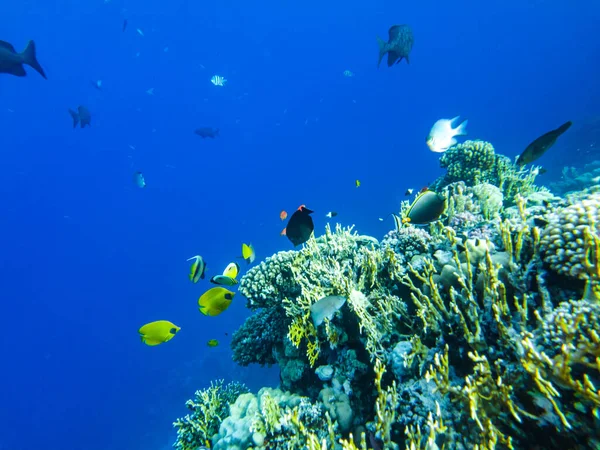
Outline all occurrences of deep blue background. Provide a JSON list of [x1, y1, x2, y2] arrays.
[[1, 0, 598, 449]]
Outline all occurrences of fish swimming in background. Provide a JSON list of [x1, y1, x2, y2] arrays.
[[122, 19, 128, 32], [138, 320, 180, 346], [91, 80, 102, 91], [426, 116, 468, 153], [355, 179, 361, 188], [207, 339, 219, 347], [325, 211, 338, 218], [198, 287, 235, 316], [68, 106, 92, 128], [194, 127, 219, 138], [187, 255, 206, 283], [343, 70, 354, 77], [133, 171, 146, 188], [516, 121, 572, 166], [405, 188, 414, 196], [286, 205, 314, 246], [146, 87, 154, 95], [280, 210, 288, 221], [210, 75, 227, 86], [136, 28, 144, 37], [0, 40, 46, 79], [241, 243, 255, 264], [377, 25, 414, 68]]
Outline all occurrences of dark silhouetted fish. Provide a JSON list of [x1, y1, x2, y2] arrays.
[[377, 25, 414, 68], [195, 127, 219, 138], [69, 106, 92, 128], [122, 19, 128, 32], [286, 205, 314, 246], [516, 121, 572, 166], [0, 40, 46, 79]]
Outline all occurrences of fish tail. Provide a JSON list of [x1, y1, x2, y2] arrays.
[[68, 109, 79, 128], [455, 118, 468, 136], [376, 36, 387, 68], [555, 121, 572, 136], [22, 40, 47, 79]]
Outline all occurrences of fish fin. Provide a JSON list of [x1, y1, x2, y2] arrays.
[[555, 121, 572, 136], [5, 64, 26, 76], [376, 36, 387, 68], [449, 137, 457, 147], [21, 40, 46, 79], [68, 109, 79, 128], [0, 40, 16, 52], [405, 54, 410, 64], [387, 51, 399, 67], [455, 118, 468, 136], [187, 255, 200, 262]]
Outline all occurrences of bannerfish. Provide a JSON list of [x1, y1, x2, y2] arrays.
[[0, 40, 47, 79], [286, 205, 314, 246], [187, 255, 206, 283], [69, 106, 92, 128], [133, 171, 146, 188], [404, 190, 446, 225], [138, 320, 180, 346], [516, 121, 572, 166], [195, 127, 219, 138], [198, 287, 235, 316], [426, 116, 468, 153], [377, 25, 414, 68]]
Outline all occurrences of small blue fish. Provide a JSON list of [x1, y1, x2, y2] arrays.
[[133, 171, 146, 188], [210, 75, 226, 87]]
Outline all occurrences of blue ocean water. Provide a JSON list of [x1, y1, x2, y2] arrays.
[[0, 0, 598, 449]]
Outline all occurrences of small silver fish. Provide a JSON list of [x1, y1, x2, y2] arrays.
[[426, 116, 468, 153], [210, 75, 226, 87]]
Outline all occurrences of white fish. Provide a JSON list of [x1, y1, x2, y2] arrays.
[[310, 295, 346, 327], [136, 28, 144, 36], [426, 116, 468, 153], [210, 75, 227, 87]]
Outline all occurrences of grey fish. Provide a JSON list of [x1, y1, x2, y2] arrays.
[[195, 127, 219, 138], [516, 121, 572, 166], [68, 106, 92, 128], [0, 40, 46, 79], [377, 25, 414, 68]]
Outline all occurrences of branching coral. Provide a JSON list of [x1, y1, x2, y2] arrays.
[[173, 380, 249, 450]]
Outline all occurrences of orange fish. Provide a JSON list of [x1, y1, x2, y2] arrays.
[[280, 210, 288, 221], [280, 227, 287, 236]]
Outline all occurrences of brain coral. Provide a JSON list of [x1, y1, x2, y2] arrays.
[[539, 192, 600, 279]]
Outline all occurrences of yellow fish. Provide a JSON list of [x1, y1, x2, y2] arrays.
[[207, 339, 219, 347], [198, 287, 235, 316], [241, 243, 255, 264], [355, 179, 361, 188], [187, 255, 206, 283], [223, 262, 240, 279], [138, 320, 180, 346]]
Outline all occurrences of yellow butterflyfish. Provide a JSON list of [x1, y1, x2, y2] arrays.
[[241, 243, 255, 264], [198, 287, 235, 316], [138, 320, 180, 346], [223, 261, 240, 279]]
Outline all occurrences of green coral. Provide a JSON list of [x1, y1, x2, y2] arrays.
[[173, 380, 249, 450]]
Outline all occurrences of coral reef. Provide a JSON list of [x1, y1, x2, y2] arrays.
[[172, 138, 600, 450]]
